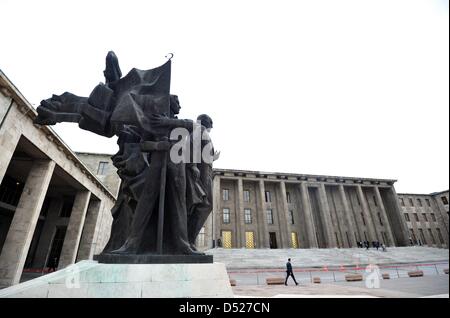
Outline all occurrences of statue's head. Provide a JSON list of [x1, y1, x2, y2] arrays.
[[104, 51, 122, 84], [170, 95, 181, 115], [197, 114, 213, 130]]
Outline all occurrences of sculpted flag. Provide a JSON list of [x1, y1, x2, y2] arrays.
[[35, 56, 172, 137]]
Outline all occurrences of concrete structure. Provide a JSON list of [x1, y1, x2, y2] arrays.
[[207, 169, 410, 250], [398, 190, 449, 248], [75, 152, 121, 197], [0, 261, 233, 298], [0, 70, 115, 288]]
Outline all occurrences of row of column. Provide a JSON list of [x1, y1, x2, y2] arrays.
[[213, 177, 402, 249], [0, 159, 103, 287]]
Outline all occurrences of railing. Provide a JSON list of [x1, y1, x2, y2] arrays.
[[227, 261, 449, 285]]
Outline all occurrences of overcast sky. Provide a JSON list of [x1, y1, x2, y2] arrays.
[[0, 0, 448, 194]]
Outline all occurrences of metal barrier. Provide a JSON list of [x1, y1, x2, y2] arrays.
[[227, 261, 449, 285]]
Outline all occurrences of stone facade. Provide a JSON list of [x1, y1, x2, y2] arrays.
[[398, 190, 449, 248], [75, 152, 121, 197], [209, 169, 411, 250], [0, 70, 115, 287]]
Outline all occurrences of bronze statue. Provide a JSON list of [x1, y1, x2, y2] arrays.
[[34, 52, 217, 263]]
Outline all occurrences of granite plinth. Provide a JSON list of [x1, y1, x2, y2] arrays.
[[95, 253, 213, 264], [0, 260, 233, 298]]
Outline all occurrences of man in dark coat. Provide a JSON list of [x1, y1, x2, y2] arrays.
[[285, 258, 299, 286]]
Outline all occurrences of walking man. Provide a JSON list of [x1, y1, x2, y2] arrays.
[[285, 258, 299, 286]]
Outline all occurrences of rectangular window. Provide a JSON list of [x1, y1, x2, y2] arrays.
[[361, 213, 366, 226], [244, 208, 252, 224], [400, 198, 405, 206], [266, 209, 274, 224], [436, 228, 444, 244], [422, 213, 428, 222], [245, 231, 255, 248], [223, 208, 230, 224], [417, 198, 422, 207], [410, 229, 417, 243], [286, 192, 291, 203], [431, 213, 436, 222], [97, 161, 108, 175], [428, 229, 436, 245], [404, 213, 410, 222], [59, 196, 75, 218], [419, 229, 426, 244], [442, 196, 448, 205], [409, 198, 414, 206], [222, 231, 232, 248], [414, 213, 419, 222], [291, 232, 299, 248], [426, 199, 431, 207], [378, 212, 383, 226], [222, 189, 229, 201], [265, 191, 272, 203], [243, 190, 250, 202], [289, 210, 294, 225]]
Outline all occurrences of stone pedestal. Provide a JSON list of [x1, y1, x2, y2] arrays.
[[0, 261, 233, 298]]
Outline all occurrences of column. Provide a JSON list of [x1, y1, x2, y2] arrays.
[[212, 175, 221, 246], [299, 183, 318, 248], [257, 180, 270, 248], [356, 185, 377, 241], [58, 190, 91, 269], [277, 182, 291, 248], [0, 128, 20, 185], [0, 159, 55, 287], [318, 184, 337, 247], [338, 185, 358, 247], [387, 187, 410, 246], [235, 178, 245, 248], [76, 200, 103, 261], [374, 187, 395, 246]]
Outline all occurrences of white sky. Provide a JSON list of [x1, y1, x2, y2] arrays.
[[0, 0, 448, 194]]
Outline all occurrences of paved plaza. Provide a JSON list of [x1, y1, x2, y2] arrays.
[[207, 246, 449, 269], [232, 275, 449, 298]]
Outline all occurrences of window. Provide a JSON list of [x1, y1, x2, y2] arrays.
[[223, 208, 230, 224], [442, 196, 448, 205], [289, 210, 295, 225], [404, 213, 410, 222], [419, 229, 426, 244], [266, 209, 274, 224], [244, 209, 252, 224], [414, 213, 419, 222], [426, 199, 431, 207], [436, 229, 444, 244], [243, 190, 250, 202], [97, 161, 108, 175], [431, 213, 436, 222], [378, 213, 383, 226], [428, 229, 436, 245], [361, 213, 366, 226], [286, 192, 291, 203], [409, 198, 414, 206], [417, 198, 422, 207], [400, 198, 405, 206], [422, 213, 428, 222], [59, 196, 75, 218], [265, 191, 272, 203], [222, 189, 229, 201]]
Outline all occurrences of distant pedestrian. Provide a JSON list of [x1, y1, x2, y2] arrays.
[[381, 243, 387, 252], [285, 258, 299, 286], [49, 257, 58, 272], [376, 241, 380, 250]]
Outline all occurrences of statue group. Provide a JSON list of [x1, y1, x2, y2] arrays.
[[34, 52, 218, 261]]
